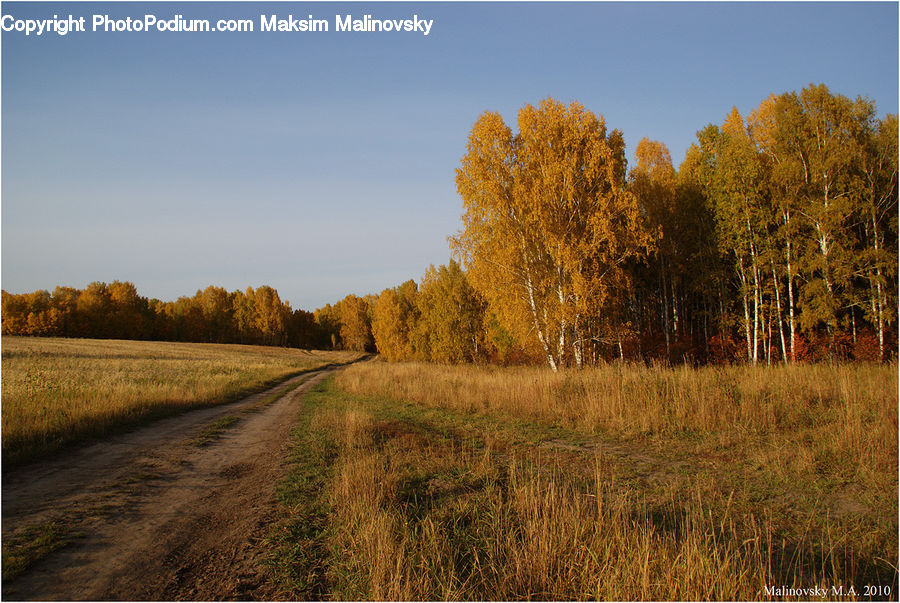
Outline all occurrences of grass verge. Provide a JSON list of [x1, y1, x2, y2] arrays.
[[265, 383, 339, 598]]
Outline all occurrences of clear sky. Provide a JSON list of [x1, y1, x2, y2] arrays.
[[2, 1, 897, 311]]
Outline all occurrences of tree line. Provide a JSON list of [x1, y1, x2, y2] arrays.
[[370, 84, 897, 368], [1, 282, 327, 348], [1, 280, 390, 354]]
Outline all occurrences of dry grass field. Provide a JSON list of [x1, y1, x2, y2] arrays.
[[3, 337, 895, 599], [1, 337, 361, 466], [335, 361, 897, 492], [270, 360, 898, 600]]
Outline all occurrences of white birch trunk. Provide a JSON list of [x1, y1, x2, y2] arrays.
[[739, 256, 752, 362], [772, 262, 788, 364], [785, 214, 796, 362]]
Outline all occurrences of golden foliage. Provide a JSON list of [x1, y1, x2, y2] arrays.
[[452, 98, 656, 370]]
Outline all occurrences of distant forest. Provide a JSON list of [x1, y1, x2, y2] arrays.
[[1, 282, 330, 349], [3, 84, 896, 367]]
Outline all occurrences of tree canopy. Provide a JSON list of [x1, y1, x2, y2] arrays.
[[451, 98, 656, 370]]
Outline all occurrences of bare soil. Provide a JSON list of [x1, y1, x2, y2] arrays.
[[2, 367, 341, 601]]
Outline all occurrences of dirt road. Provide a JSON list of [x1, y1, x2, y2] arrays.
[[2, 366, 341, 601]]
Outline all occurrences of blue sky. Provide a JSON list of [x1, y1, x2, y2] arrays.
[[2, 2, 897, 311]]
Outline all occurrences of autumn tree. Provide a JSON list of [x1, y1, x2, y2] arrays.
[[627, 138, 722, 363], [748, 93, 799, 362], [744, 85, 893, 359], [52, 286, 81, 337], [339, 294, 373, 352], [285, 309, 318, 349], [766, 86, 866, 340], [108, 281, 150, 340], [371, 280, 420, 361], [675, 146, 728, 361], [1, 281, 313, 349], [5, 86, 892, 365], [630, 139, 678, 358], [1, 290, 59, 336], [252, 286, 287, 346], [195, 286, 232, 343], [232, 288, 259, 344], [76, 282, 114, 338], [857, 113, 898, 360], [453, 98, 655, 370], [414, 261, 486, 363], [712, 108, 774, 363], [315, 302, 342, 349]]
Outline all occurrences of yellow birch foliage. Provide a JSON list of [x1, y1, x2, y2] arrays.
[[340, 294, 373, 352], [452, 98, 655, 370], [371, 280, 419, 362]]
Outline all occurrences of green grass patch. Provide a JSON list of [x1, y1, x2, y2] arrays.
[[264, 381, 339, 599], [2, 522, 73, 582], [192, 415, 240, 447]]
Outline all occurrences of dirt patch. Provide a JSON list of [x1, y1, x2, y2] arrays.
[[1, 368, 342, 600], [831, 492, 869, 517], [539, 438, 588, 452], [220, 462, 255, 480]]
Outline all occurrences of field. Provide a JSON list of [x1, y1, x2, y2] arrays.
[[1, 337, 361, 466], [270, 360, 898, 600], [2, 337, 896, 600]]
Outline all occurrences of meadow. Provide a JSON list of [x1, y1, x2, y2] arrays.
[[271, 360, 898, 600], [1, 337, 361, 466]]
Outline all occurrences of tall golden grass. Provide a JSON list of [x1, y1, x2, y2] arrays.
[[1, 336, 360, 465], [335, 361, 898, 485], [298, 382, 884, 600], [313, 360, 898, 599]]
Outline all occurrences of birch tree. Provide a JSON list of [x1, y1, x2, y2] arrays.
[[452, 98, 654, 370], [339, 294, 373, 352], [630, 139, 677, 359], [854, 113, 898, 360], [414, 261, 485, 363], [371, 280, 420, 361], [708, 108, 771, 363], [749, 94, 799, 361]]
